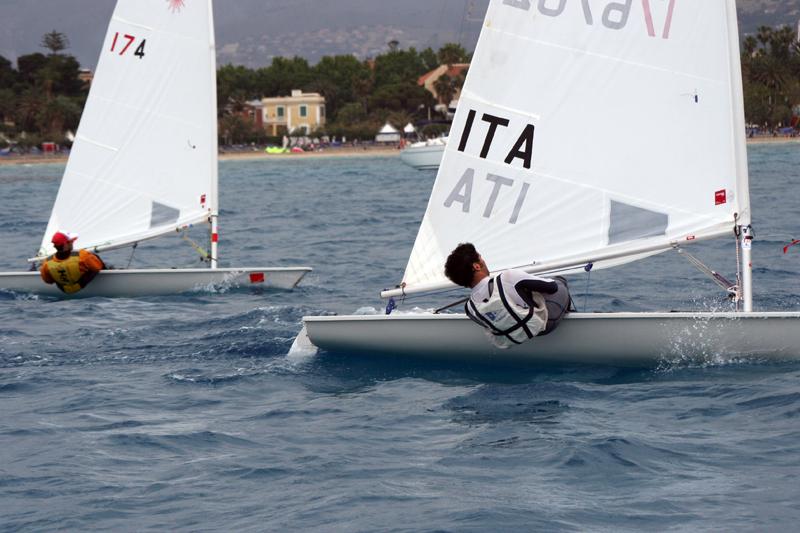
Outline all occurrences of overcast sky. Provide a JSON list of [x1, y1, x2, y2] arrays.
[[1, 0, 796, 70], [0, 0, 489, 69]]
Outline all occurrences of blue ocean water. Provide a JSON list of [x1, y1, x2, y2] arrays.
[[1, 146, 799, 531]]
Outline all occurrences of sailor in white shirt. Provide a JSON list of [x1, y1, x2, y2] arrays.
[[444, 243, 572, 349]]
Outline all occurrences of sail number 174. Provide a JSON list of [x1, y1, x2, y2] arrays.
[[110, 32, 147, 59]]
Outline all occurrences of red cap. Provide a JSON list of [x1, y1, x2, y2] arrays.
[[51, 232, 78, 248]]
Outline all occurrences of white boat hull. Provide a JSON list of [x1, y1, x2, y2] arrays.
[[0, 267, 311, 298], [399, 143, 445, 170], [303, 312, 800, 367]]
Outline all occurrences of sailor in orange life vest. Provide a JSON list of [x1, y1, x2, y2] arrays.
[[444, 243, 572, 349], [40, 232, 106, 294]]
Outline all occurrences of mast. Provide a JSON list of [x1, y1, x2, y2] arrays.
[[725, 0, 753, 311], [208, 0, 220, 269], [740, 226, 753, 312]]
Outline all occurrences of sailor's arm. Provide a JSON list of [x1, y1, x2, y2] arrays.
[[514, 278, 558, 295], [78, 250, 105, 288], [80, 250, 105, 272], [503, 269, 558, 295]]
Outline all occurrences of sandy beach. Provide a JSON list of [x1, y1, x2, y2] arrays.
[[0, 145, 401, 167], [1, 137, 797, 167], [745, 136, 800, 145]]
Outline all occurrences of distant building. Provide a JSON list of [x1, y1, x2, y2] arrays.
[[223, 99, 263, 131], [78, 68, 94, 89], [261, 90, 326, 136], [243, 99, 264, 129], [418, 63, 470, 104], [375, 122, 401, 143]]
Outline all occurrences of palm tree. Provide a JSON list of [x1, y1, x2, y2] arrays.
[[38, 96, 80, 138], [768, 26, 795, 61], [433, 74, 455, 106], [352, 74, 374, 114], [15, 90, 45, 132], [453, 68, 468, 92], [41, 31, 69, 55], [220, 114, 251, 145], [756, 26, 773, 49], [0, 88, 15, 125], [437, 43, 468, 67], [742, 36, 758, 58], [226, 90, 248, 116], [388, 111, 414, 130]]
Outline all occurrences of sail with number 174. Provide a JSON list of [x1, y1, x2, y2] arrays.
[[0, 0, 311, 298]]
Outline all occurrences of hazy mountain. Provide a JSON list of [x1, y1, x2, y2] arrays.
[[740, 0, 800, 32], [0, 0, 488, 69], [0, 0, 798, 70]]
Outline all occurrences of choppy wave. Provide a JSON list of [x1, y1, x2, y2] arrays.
[[1, 153, 800, 531]]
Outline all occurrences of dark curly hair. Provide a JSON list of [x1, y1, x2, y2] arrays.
[[444, 243, 480, 288]]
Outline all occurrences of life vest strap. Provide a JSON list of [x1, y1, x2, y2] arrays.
[[495, 275, 535, 340], [465, 273, 540, 342], [465, 300, 523, 345]]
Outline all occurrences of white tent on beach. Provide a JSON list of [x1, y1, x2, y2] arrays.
[[375, 123, 401, 143]]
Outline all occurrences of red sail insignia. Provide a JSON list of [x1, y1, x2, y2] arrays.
[[168, 0, 185, 13]]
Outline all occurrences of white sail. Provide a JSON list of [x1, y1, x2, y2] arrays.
[[38, 0, 218, 258], [395, 0, 749, 296]]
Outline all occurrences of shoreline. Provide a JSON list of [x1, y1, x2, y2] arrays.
[[1, 137, 797, 167], [744, 136, 800, 145], [221, 146, 400, 163], [0, 146, 401, 167]]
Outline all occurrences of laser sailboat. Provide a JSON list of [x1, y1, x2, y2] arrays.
[[300, 0, 800, 365], [0, 0, 310, 298]]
